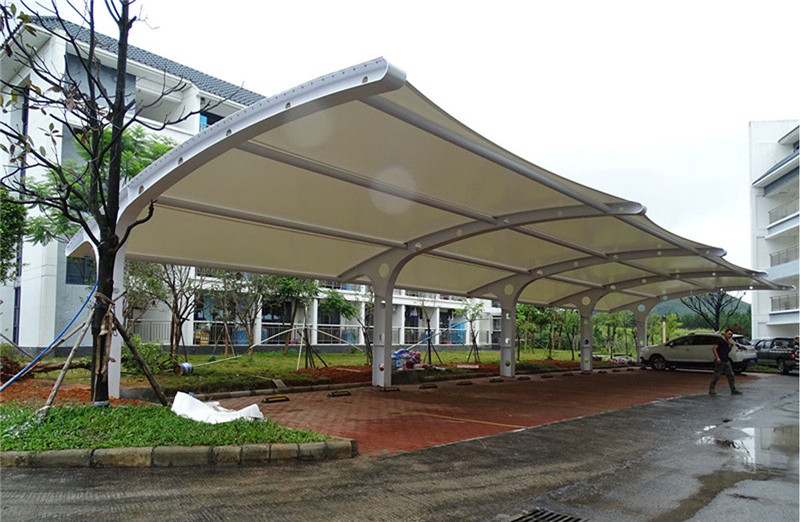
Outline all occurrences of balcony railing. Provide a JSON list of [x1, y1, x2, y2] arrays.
[[316, 325, 360, 345], [771, 293, 799, 312], [769, 198, 799, 224], [770, 246, 799, 267], [260, 323, 300, 345], [320, 282, 361, 292]]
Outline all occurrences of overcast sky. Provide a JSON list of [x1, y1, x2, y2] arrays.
[[74, 0, 798, 273]]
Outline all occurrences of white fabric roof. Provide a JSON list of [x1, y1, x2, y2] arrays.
[[68, 58, 789, 312]]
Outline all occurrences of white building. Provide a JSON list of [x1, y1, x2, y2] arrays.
[[749, 120, 799, 339], [0, 18, 496, 355]]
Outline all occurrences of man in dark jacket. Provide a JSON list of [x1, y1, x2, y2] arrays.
[[709, 328, 742, 395]]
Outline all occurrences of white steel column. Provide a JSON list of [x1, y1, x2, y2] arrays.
[[499, 302, 516, 377], [578, 311, 593, 372], [633, 303, 653, 361], [371, 289, 395, 386], [573, 292, 606, 372], [363, 255, 406, 387], [476, 277, 528, 378], [358, 302, 366, 345], [309, 298, 318, 345], [398, 304, 406, 345]]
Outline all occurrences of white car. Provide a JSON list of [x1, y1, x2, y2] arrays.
[[640, 332, 757, 374]]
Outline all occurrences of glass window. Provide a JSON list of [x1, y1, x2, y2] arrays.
[[262, 301, 291, 323], [65, 257, 96, 285]]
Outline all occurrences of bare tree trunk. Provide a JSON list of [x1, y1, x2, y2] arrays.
[[90, 239, 117, 405], [283, 302, 299, 355]]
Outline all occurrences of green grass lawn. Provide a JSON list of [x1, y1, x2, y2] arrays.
[[0, 403, 327, 452]]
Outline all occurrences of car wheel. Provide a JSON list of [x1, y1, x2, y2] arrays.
[[650, 355, 667, 371], [733, 366, 743, 375], [778, 359, 789, 375]]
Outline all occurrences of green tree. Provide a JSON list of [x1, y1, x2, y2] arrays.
[[0, 0, 201, 403], [647, 313, 682, 344], [270, 277, 319, 354], [562, 309, 580, 360], [121, 260, 160, 332], [217, 272, 274, 360], [319, 289, 373, 363], [126, 262, 206, 363], [515, 304, 540, 352], [680, 290, 744, 332], [457, 299, 485, 362], [0, 189, 25, 283]]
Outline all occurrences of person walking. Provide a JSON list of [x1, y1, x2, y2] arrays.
[[709, 328, 742, 395]]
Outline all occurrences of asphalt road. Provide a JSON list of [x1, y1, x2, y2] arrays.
[[2, 372, 797, 521]]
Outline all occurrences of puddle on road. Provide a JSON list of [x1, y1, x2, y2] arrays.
[[697, 424, 799, 468], [650, 469, 774, 522]]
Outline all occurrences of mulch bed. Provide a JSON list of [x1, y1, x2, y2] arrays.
[[0, 378, 147, 408]]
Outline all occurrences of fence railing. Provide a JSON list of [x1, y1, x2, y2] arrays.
[[317, 325, 360, 345], [769, 198, 799, 224], [131, 321, 170, 343], [770, 246, 799, 267], [771, 293, 799, 312], [133, 320, 496, 348]]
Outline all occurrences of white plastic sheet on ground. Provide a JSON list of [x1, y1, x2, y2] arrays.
[[171, 391, 265, 424]]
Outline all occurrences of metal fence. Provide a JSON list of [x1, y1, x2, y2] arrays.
[[317, 325, 360, 345], [769, 197, 799, 224], [131, 321, 170, 343], [771, 293, 799, 312], [770, 246, 799, 267]]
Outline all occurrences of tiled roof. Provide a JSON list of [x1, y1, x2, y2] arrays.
[[34, 17, 264, 107]]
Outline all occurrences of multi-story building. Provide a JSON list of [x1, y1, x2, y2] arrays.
[[749, 120, 799, 340], [0, 18, 497, 355]]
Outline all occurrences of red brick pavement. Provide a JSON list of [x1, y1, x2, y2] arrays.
[[219, 369, 759, 456]]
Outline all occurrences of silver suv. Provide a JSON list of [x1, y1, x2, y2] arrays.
[[640, 332, 758, 374]]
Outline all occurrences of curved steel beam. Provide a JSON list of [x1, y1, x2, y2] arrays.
[[338, 202, 645, 282]]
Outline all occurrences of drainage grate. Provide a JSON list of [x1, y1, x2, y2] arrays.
[[507, 507, 587, 522]]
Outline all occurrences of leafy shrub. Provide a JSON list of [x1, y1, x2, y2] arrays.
[[121, 335, 170, 373], [0, 343, 18, 360]]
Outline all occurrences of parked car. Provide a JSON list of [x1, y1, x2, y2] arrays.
[[752, 337, 798, 375], [640, 332, 758, 374]]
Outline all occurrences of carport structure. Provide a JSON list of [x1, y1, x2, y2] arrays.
[[68, 58, 789, 394]]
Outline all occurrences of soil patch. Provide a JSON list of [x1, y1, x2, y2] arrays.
[[0, 379, 147, 408]]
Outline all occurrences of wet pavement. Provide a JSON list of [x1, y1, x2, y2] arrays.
[[1, 369, 797, 521]]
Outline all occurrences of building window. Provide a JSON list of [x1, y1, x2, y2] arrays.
[[262, 302, 291, 323], [65, 257, 96, 285]]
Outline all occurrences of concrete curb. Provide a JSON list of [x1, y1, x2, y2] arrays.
[[0, 439, 358, 468]]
